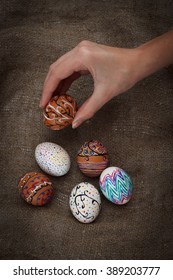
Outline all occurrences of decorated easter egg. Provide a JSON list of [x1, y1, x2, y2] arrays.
[[69, 182, 101, 223], [77, 140, 109, 177], [35, 142, 71, 176], [17, 172, 54, 206], [43, 94, 77, 130], [99, 167, 133, 205]]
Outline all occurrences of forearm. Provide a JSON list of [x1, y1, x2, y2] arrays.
[[135, 30, 173, 81]]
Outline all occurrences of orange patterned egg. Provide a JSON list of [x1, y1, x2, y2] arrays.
[[77, 140, 109, 177], [17, 172, 54, 206], [43, 94, 77, 130]]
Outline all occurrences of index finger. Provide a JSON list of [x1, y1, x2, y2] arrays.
[[39, 46, 86, 107], [39, 62, 76, 108]]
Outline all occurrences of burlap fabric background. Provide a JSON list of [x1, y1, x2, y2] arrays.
[[0, 0, 173, 260]]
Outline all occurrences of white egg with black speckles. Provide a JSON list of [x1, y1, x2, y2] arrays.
[[35, 142, 71, 176], [69, 182, 101, 223]]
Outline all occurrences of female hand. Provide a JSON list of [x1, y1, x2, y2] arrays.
[[40, 31, 173, 128], [39, 40, 139, 128]]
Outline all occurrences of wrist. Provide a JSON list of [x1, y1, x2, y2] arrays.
[[131, 47, 153, 83], [133, 30, 173, 82], [119, 48, 148, 87]]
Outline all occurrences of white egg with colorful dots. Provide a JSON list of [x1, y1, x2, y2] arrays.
[[35, 142, 71, 176], [69, 182, 101, 223]]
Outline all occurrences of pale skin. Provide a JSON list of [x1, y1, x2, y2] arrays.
[[40, 30, 173, 128]]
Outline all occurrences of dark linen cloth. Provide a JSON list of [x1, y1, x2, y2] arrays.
[[0, 0, 173, 259]]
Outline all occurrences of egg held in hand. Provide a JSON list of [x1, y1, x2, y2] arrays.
[[43, 94, 77, 130]]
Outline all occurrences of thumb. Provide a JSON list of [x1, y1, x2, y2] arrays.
[[72, 86, 111, 129]]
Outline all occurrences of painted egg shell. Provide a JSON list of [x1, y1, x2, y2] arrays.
[[17, 172, 54, 206], [99, 167, 133, 205], [35, 142, 71, 176], [77, 140, 109, 177], [69, 182, 101, 223], [43, 94, 77, 130]]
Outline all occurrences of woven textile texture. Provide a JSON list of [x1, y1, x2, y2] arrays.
[[0, 0, 173, 259]]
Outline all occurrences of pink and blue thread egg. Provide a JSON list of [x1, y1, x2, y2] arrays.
[[99, 167, 133, 205]]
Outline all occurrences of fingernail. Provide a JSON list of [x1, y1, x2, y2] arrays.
[[72, 119, 81, 129]]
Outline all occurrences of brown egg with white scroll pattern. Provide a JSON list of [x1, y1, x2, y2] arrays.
[[43, 94, 77, 130]]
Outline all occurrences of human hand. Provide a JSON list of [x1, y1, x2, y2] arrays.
[[40, 40, 140, 128]]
